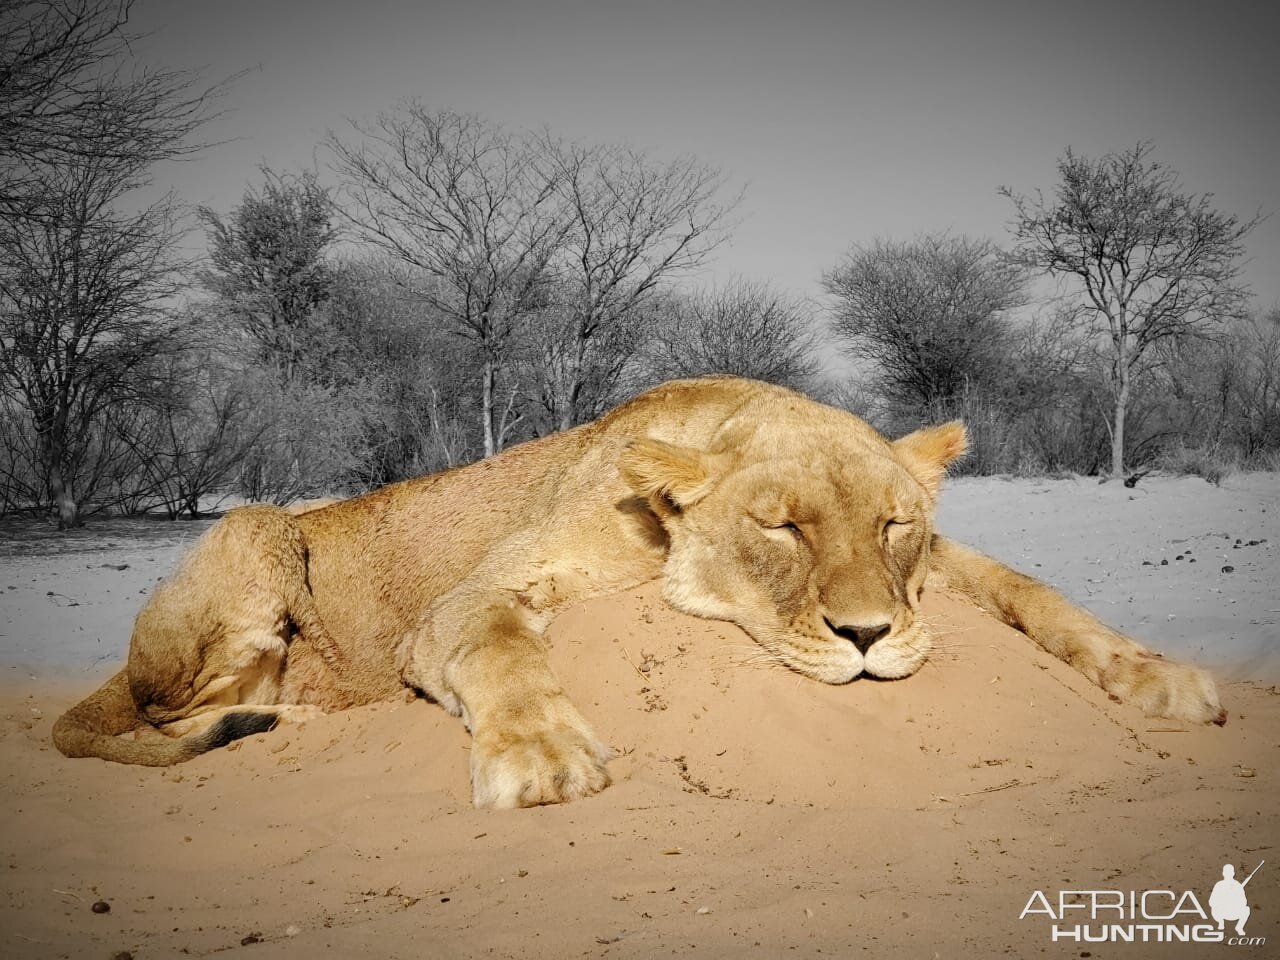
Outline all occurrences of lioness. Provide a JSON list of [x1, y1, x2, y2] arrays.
[[54, 377, 1225, 807]]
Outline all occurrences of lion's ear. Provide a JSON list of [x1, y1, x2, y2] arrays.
[[894, 421, 968, 497], [619, 438, 717, 512]]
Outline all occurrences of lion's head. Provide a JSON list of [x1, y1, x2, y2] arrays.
[[621, 397, 967, 684]]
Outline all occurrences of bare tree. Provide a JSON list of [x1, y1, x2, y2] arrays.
[[0, 153, 187, 527], [197, 168, 336, 384], [1231, 308, 1280, 460], [641, 280, 820, 390], [517, 293, 646, 435], [536, 139, 736, 429], [1002, 142, 1260, 474], [1164, 307, 1280, 464], [1, 0, 228, 222], [116, 349, 263, 518], [0, 385, 45, 513], [234, 374, 378, 505], [324, 257, 490, 478], [823, 233, 1028, 410], [328, 106, 571, 455], [0, 0, 228, 526]]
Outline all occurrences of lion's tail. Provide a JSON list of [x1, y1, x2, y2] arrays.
[[52, 670, 276, 767]]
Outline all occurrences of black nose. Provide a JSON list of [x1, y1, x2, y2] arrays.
[[824, 618, 891, 655]]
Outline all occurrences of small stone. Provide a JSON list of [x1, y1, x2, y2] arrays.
[[1160, 559, 1169, 565], [696, 906, 710, 915], [1175, 554, 1184, 560], [91, 900, 111, 914], [240, 933, 260, 945], [1222, 565, 1235, 573], [285, 924, 301, 937], [110, 952, 133, 960], [517, 869, 528, 878]]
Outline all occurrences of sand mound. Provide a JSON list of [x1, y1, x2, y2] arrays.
[[549, 583, 1152, 809], [2, 582, 1276, 958]]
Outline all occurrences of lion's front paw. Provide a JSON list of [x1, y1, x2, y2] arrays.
[[470, 712, 612, 809], [1105, 652, 1227, 725]]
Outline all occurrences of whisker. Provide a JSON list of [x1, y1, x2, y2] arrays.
[[715, 641, 790, 673]]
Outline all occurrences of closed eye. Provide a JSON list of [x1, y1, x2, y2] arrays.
[[758, 519, 804, 542]]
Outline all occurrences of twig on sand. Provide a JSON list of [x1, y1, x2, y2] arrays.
[[621, 647, 650, 683], [52, 888, 83, 901], [933, 778, 1027, 803], [966, 778, 1024, 796]]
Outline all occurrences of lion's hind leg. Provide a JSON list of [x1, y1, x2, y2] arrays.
[[128, 506, 336, 749], [53, 670, 288, 766], [136, 613, 330, 745], [57, 505, 338, 767]]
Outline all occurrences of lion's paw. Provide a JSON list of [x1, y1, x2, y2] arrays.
[[275, 704, 327, 725], [470, 719, 612, 809], [1105, 652, 1227, 725]]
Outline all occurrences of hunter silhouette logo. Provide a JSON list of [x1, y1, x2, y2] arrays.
[[1210, 861, 1263, 937]]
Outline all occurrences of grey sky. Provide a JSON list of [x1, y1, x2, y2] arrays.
[[133, 0, 1279, 311]]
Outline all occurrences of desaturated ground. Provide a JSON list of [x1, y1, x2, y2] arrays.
[[0, 473, 1276, 959]]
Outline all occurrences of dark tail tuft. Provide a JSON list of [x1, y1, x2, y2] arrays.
[[55, 672, 286, 766], [198, 711, 280, 751]]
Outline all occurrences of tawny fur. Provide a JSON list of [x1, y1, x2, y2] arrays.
[[53, 377, 1225, 807]]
